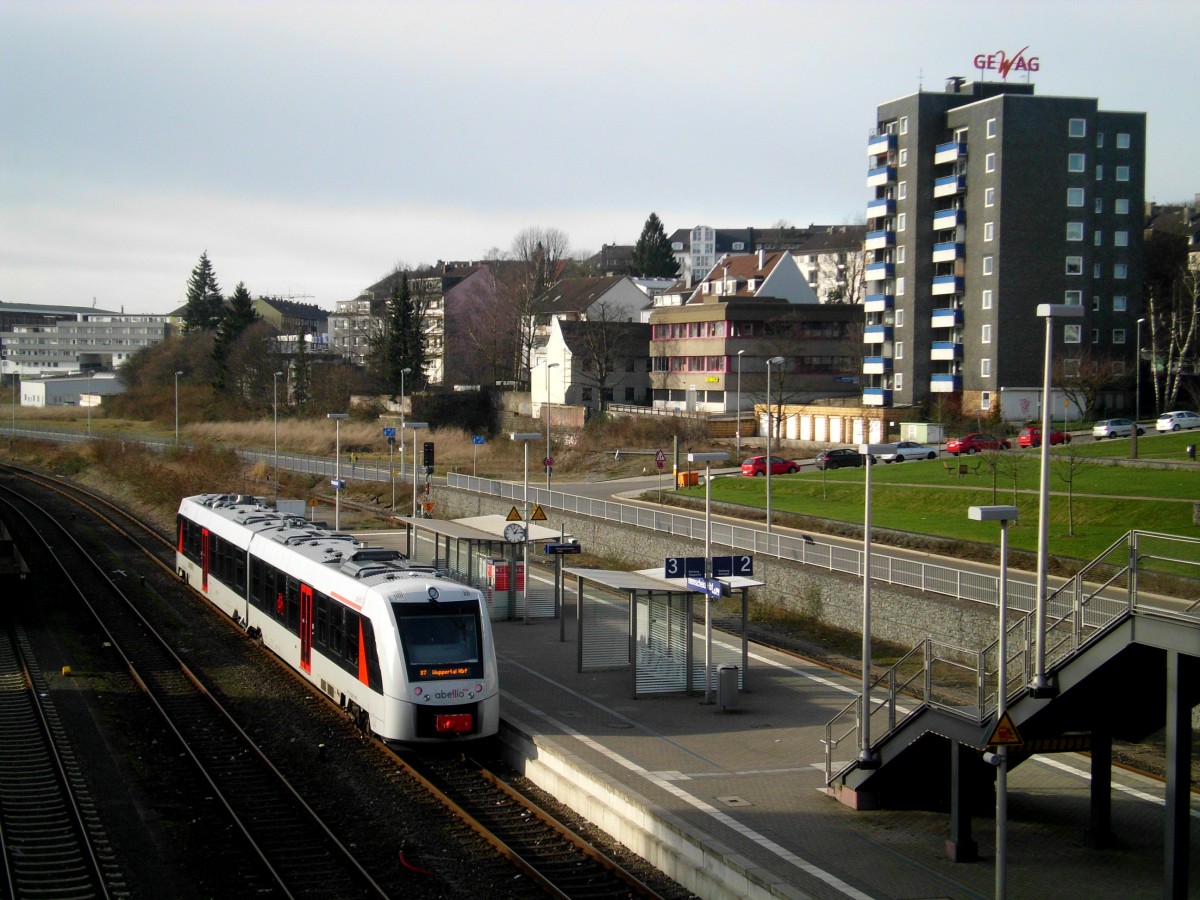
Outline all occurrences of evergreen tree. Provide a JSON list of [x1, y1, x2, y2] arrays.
[[631, 213, 680, 278], [381, 273, 426, 393], [212, 282, 259, 392], [291, 327, 311, 411], [183, 251, 224, 333]]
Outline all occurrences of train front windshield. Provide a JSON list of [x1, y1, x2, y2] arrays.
[[393, 600, 484, 682]]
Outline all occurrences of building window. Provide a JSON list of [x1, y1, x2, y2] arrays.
[[1094, 263, 1102, 278], [982, 289, 993, 309], [982, 324, 992, 344], [1067, 188, 1085, 207], [1114, 230, 1128, 247], [895, 372, 904, 391], [1064, 324, 1082, 344], [1114, 295, 1127, 312], [981, 358, 991, 378], [985, 152, 996, 173], [981, 391, 991, 410], [1092, 295, 1100, 311], [1095, 165, 1104, 181], [1116, 165, 1131, 182], [1116, 132, 1131, 149], [1065, 290, 1083, 305], [1096, 132, 1105, 148], [896, 308, 905, 327], [1115, 263, 1128, 279], [1067, 222, 1084, 241], [897, 212, 907, 231], [1091, 329, 1100, 344], [899, 148, 908, 167], [1068, 153, 1085, 172], [732, 241, 745, 250], [899, 116, 908, 135], [896, 276, 905, 296], [895, 341, 903, 360], [1095, 230, 1103, 246], [986, 118, 997, 138], [985, 186, 995, 207], [1113, 329, 1126, 344], [1069, 118, 1087, 138], [1115, 198, 1129, 215], [1066, 256, 1083, 275], [982, 256, 994, 276], [896, 245, 906, 264], [984, 221, 995, 241], [898, 181, 907, 200]]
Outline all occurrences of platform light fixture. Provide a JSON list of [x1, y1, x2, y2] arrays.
[[512, 432, 542, 625]]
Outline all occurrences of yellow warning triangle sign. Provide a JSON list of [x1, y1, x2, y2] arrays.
[[987, 711, 1023, 747], [531, 504, 547, 522], [506, 506, 522, 521]]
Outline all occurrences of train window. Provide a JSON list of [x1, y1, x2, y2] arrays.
[[394, 600, 483, 681], [345, 610, 360, 668], [315, 593, 329, 645], [285, 576, 300, 630], [360, 619, 383, 690], [329, 602, 346, 654]]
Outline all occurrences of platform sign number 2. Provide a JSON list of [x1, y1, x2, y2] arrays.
[[711, 555, 753, 577]]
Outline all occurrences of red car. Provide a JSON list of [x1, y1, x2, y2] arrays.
[[1018, 426, 1071, 448], [740, 455, 801, 476], [945, 433, 1011, 455]]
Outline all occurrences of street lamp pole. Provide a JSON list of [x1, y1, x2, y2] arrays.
[[545, 362, 559, 489], [512, 432, 541, 625], [1131, 318, 1145, 459], [403, 421, 429, 558], [86, 371, 93, 437], [968, 504, 1018, 900], [690, 451, 728, 704], [765, 357, 784, 534], [1033, 304, 1081, 695], [735, 350, 745, 461], [399, 367, 412, 511], [327, 413, 349, 530], [273, 371, 283, 504], [857, 442, 891, 768], [174, 371, 183, 445]]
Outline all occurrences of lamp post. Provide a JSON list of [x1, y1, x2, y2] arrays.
[[85, 370, 93, 437], [764, 356, 785, 534], [405, 422, 429, 556], [400, 367, 412, 509], [273, 371, 283, 504], [1033, 304, 1082, 695], [857, 442, 891, 767], [690, 451, 729, 704], [174, 371, 183, 445], [545, 361, 559, 489], [735, 350, 745, 461], [1131, 317, 1145, 459], [511, 432, 542, 625], [327, 413, 349, 530], [968, 504, 1018, 900]]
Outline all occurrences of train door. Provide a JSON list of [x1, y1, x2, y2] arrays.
[[299, 584, 313, 673], [200, 528, 210, 592]]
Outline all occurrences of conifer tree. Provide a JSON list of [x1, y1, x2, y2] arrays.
[[291, 327, 311, 410], [212, 282, 259, 391], [183, 251, 224, 333], [631, 213, 680, 278]]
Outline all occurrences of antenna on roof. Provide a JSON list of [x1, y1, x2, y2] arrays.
[[918, 68, 924, 91]]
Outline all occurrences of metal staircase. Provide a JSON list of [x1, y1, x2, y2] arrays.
[[824, 530, 1200, 791]]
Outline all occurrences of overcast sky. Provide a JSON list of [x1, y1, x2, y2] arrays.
[[3, 0, 1196, 315]]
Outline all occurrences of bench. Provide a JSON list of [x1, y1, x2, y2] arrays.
[[944, 460, 982, 477]]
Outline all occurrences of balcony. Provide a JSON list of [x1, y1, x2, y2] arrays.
[[934, 174, 966, 198], [932, 275, 964, 296], [864, 324, 894, 344], [932, 241, 965, 263], [930, 341, 963, 361], [867, 133, 896, 157], [934, 140, 967, 165], [930, 373, 963, 393], [865, 262, 895, 282], [931, 307, 964, 328], [866, 198, 896, 220], [867, 165, 897, 188], [865, 230, 895, 251], [863, 356, 893, 375], [862, 387, 894, 407], [864, 293, 895, 313], [933, 208, 964, 231]]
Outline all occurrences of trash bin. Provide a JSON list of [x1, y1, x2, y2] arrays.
[[1188, 445, 1195, 461], [718, 664, 739, 710], [676, 471, 699, 488]]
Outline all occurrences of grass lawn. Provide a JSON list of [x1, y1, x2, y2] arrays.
[[687, 439, 1200, 562]]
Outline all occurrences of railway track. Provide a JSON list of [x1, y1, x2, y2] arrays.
[[0, 482, 388, 898], [0, 467, 686, 898]]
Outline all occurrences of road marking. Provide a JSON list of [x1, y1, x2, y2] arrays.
[[1035, 755, 1200, 818]]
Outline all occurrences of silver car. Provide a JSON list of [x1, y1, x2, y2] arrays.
[[1155, 410, 1200, 432], [1092, 418, 1144, 439], [877, 440, 940, 462]]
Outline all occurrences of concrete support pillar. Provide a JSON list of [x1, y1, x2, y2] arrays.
[[1164, 651, 1191, 899], [945, 740, 978, 862], [1084, 730, 1112, 849]]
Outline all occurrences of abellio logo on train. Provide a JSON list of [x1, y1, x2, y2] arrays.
[[973, 46, 1039, 79]]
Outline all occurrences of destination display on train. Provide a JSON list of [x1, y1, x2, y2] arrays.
[[419, 665, 471, 679]]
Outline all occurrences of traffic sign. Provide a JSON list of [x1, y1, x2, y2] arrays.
[[544, 456, 554, 467], [330, 479, 345, 490], [382, 427, 396, 437], [506, 506, 522, 521], [422, 501, 434, 514], [543, 543, 581, 555], [531, 504, 547, 521], [655, 449, 666, 470], [987, 711, 1023, 747], [472, 435, 486, 445]]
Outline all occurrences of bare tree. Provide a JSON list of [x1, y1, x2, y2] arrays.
[[496, 227, 571, 388], [569, 301, 646, 413], [1053, 452, 1091, 537], [819, 248, 867, 305], [1052, 347, 1127, 421], [1145, 247, 1200, 415]]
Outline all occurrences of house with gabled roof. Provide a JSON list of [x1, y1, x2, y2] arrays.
[[534, 316, 651, 418], [528, 275, 648, 372]]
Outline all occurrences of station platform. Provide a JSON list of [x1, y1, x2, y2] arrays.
[[490, 614, 1199, 900]]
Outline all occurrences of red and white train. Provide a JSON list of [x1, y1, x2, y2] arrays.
[[176, 493, 499, 742]]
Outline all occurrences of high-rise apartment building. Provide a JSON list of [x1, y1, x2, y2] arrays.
[[863, 78, 1146, 415]]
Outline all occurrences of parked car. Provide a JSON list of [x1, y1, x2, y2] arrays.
[[740, 455, 800, 477], [1092, 418, 1144, 439], [815, 448, 864, 470], [945, 433, 1011, 455], [1018, 426, 1071, 448], [1155, 410, 1200, 432], [877, 441, 940, 463]]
